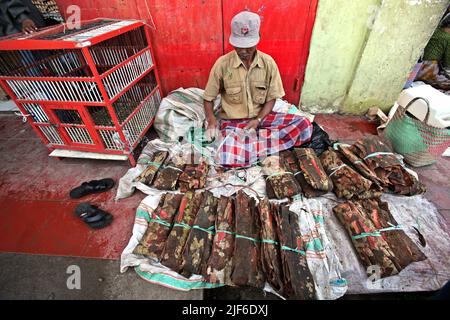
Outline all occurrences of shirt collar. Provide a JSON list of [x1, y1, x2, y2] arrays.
[[232, 50, 263, 69]]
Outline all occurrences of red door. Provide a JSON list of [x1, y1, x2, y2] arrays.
[[222, 1, 318, 105]]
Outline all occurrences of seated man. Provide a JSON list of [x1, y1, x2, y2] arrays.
[[203, 11, 313, 166]]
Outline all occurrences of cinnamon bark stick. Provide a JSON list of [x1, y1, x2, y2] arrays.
[[135, 151, 169, 186], [231, 191, 265, 288], [206, 196, 236, 285], [133, 193, 183, 259], [274, 204, 316, 299], [259, 198, 284, 294], [182, 190, 218, 276], [160, 191, 204, 273]]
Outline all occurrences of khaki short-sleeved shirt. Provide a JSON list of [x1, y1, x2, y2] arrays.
[[203, 50, 285, 119]]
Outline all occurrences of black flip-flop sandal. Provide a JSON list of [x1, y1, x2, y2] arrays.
[[70, 178, 115, 199], [75, 202, 113, 229]]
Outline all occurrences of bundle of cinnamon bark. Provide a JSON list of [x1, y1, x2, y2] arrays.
[[135, 151, 169, 186], [271, 202, 317, 299], [205, 196, 236, 285], [230, 191, 266, 288], [333, 198, 426, 278], [161, 191, 204, 273], [290, 148, 333, 198], [153, 153, 186, 190], [261, 135, 424, 200], [320, 149, 382, 200], [262, 155, 301, 199], [262, 149, 333, 199], [132, 189, 318, 299], [133, 193, 184, 258], [336, 136, 426, 196], [134, 151, 210, 192]]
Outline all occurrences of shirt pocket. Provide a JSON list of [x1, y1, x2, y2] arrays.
[[225, 86, 243, 104], [251, 82, 268, 105]]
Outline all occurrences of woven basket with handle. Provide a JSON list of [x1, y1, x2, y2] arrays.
[[384, 97, 450, 167]]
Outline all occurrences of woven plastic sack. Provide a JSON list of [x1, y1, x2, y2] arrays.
[[384, 97, 450, 167]]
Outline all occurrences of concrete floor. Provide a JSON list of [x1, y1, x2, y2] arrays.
[[0, 112, 449, 300], [0, 253, 202, 300]]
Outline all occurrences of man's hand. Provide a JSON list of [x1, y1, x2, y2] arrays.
[[22, 19, 37, 34], [205, 116, 218, 141], [243, 119, 260, 130]]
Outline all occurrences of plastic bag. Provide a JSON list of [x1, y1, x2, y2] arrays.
[[300, 122, 333, 156]]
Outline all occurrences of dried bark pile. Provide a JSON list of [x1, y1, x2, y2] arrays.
[[133, 190, 318, 299], [135, 151, 169, 185], [178, 161, 210, 192], [333, 199, 426, 278], [262, 155, 301, 199]]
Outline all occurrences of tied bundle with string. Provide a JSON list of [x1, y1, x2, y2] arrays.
[[230, 190, 266, 288], [320, 149, 381, 200], [205, 195, 236, 285], [152, 151, 186, 190], [135, 151, 169, 186], [182, 191, 219, 277], [133, 193, 184, 259], [333, 199, 427, 278], [273, 202, 317, 299], [160, 191, 204, 273], [346, 136, 426, 196], [261, 155, 301, 200], [288, 148, 332, 198]]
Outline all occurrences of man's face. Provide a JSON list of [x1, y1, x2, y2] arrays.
[[234, 46, 257, 62]]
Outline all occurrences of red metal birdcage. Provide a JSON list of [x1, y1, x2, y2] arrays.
[[0, 19, 162, 166]]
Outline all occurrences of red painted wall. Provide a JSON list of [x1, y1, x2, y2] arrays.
[[56, 0, 317, 105]]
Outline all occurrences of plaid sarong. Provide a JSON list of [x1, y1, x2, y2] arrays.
[[217, 112, 313, 167]]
